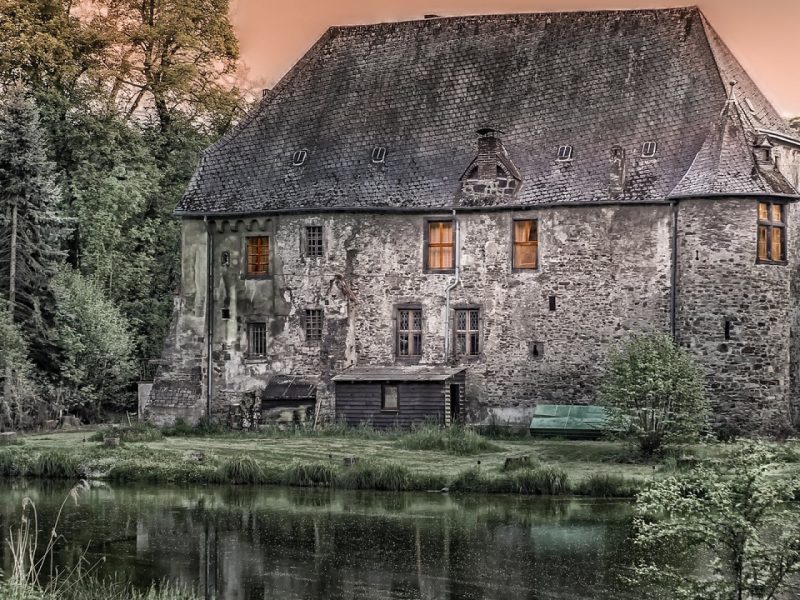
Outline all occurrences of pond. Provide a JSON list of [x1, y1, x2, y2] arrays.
[[0, 482, 640, 599]]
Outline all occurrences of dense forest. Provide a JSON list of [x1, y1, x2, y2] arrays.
[[0, 0, 247, 428]]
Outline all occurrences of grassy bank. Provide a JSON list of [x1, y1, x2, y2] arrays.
[[0, 580, 198, 600], [4, 425, 798, 498]]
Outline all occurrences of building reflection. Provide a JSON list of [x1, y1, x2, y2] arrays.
[[0, 483, 636, 600]]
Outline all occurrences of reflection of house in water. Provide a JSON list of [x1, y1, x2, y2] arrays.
[[145, 6, 800, 433], [125, 488, 634, 599]]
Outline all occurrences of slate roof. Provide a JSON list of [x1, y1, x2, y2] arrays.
[[177, 7, 798, 216], [670, 96, 796, 198]]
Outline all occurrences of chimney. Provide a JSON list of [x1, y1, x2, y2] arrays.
[[475, 128, 505, 179]]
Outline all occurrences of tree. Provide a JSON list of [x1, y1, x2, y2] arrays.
[[0, 0, 110, 95], [0, 85, 69, 362], [599, 332, 708, 456], [631, 442, 800, 600], [0, 301, 38, 431], [51, 268, 135, 418], [98, 0, 245, 133]]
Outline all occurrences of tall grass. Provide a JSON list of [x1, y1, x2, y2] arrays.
[[574, 473, 644, 498], [336, 461, 412, 491], [283, 462, 336, 487], [0, 448, 23, 476], [397, 424, 502, 455], [29, 452, 82, 480], [215, 455, 265, 484], [450, 464, 571, 495], [1, 483, 199, 600]]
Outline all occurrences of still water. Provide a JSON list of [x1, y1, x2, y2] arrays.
[[0, 482, 640, 599]]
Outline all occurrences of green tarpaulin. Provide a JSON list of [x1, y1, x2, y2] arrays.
[[529, 404, 616, 439]]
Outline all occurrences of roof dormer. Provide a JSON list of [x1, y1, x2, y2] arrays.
[[460, 129, 521, 197]]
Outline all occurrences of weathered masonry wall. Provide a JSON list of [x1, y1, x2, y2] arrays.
[[168, 204, 675, 426], [675, 198, 797, 433]]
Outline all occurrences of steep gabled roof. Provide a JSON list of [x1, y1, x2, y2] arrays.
[[177, 7, 797, 216], [669, 96, 795, 198]]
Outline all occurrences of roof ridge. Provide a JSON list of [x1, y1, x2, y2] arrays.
[[329, 6, 699, 32]]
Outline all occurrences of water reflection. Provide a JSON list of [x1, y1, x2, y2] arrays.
[[0, 481, 638, 599]]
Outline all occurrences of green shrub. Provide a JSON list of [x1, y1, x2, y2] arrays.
[[283, 462, 336, 487], [398, 424, 502, 455], [574, 473, 642, 498], [30, 451, 81, 479], [599, 332, 709, 457]]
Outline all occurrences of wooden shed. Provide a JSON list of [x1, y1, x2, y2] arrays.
[[332, 366, 466, 429]]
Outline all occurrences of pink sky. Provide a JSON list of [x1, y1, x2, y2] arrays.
[[230, 0, 800, 116]]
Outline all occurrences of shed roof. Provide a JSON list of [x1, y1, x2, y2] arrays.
[[332, 366, 466, 382], [177, 7, 798, 217]]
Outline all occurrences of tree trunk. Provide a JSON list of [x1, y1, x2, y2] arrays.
[[2, 201, 17, 429], [9, 199, 17, 315]]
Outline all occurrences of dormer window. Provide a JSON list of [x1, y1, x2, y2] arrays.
[[291, 150, 307, 166], [371, 147, 386, 163], [557, 145, 573, 161], [642, 142, 657, 158]]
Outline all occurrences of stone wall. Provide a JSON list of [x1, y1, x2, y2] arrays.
[[153, 199, 798, 432], [675, 197, 796, 433], [164, 204, 675, 426]]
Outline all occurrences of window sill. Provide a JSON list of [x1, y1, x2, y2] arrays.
[[244, 357, 269, 364], [244, 274, 273, 280], [756, 260, 787, 266], [424, 269, 455, 275], [380, 409, 399, 413], [454, 354, 482, 363], [512, 267, 540, 273], [395, 356, 423, 364]]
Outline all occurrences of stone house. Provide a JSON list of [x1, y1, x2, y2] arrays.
[[144, 7, 800, 432]]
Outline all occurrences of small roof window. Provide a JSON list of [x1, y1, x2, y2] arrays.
[[557, 145, 573, 161], [371, 147, 386, 164], [291, 150, 308, 166], [642, 142, 657, 158]]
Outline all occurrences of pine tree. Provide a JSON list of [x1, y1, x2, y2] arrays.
[[0, 84, 69, 363]]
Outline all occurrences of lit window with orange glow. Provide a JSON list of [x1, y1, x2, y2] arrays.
[[426, 220, 454, 271], [757, 202, 786, 264], [513, 219, 538, 270], [246, 236, 270, 277]]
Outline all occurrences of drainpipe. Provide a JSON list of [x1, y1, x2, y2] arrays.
[[444, 209, 461, 359], [205, 217, 214, 420], [669, 201, 678, 339]]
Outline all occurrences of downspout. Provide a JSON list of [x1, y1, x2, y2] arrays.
[[444, 209, 461, 359], [205, 217, 214, 420], [670, 201, 678, 339]]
